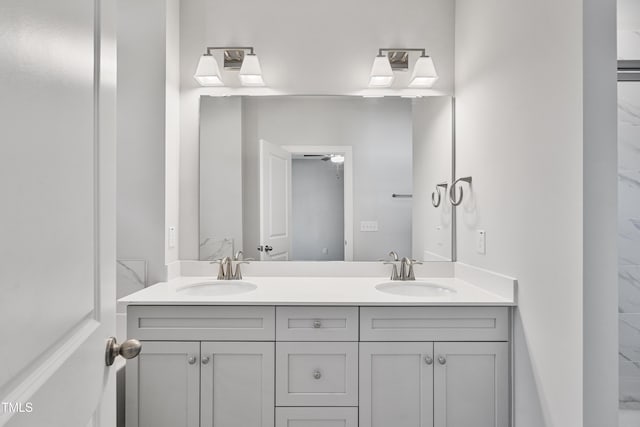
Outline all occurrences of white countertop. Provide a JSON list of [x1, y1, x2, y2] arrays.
[[118, 274, 516, 308]]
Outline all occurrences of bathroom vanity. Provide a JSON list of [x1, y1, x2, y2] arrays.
[[121, 271, 515, 427]]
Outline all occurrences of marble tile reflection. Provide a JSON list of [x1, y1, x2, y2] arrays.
[[620, 266, 640, 314], [619, 170, 640, 265], [117, 259, 147, 299], [621, 361, 640, 410], [621, 315, 640, 361], [200, 237, 234, 260], [618, 30, 640, 60]]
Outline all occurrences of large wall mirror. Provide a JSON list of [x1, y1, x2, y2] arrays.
[[199, 95, 454, 262]]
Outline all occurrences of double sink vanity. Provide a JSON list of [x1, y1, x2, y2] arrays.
[[119, 261, 515, 427], [118, 93, 515, 427]]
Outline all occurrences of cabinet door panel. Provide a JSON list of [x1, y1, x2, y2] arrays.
[[201, 341, 275, 427], [434, 342, 508, 427], [126, 341, 200, 427], [359, 342, 434, 427]]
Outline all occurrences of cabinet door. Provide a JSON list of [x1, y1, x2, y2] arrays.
[[201, 341, 275, 427], [360, 342, 434, 427], [126, 341, 200, 427], [433, 342, 509, 427]]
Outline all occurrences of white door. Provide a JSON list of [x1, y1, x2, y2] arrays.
[[200, 342, 275, 427], [0, 1, 118, 426], [259, 140, 292, 261], [359, 342, 435, 427], [433, 342, 509, 427]]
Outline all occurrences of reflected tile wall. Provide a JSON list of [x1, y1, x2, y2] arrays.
[[116, 259, 147, 299], [621, 361, 640, 410], [200, 237, 234, 261], [619, 81, 640, 408]]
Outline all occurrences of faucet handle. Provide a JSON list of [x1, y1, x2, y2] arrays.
[[233, 261, 250, 280], [383, 262, 400, 281], [388, 251, 399, 261]]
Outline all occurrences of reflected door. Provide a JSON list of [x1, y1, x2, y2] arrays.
[[259, 140, 292, 261]]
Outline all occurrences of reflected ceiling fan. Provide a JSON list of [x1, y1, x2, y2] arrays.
[[303, 154, 332, 161], [302, 154, 345, 164]]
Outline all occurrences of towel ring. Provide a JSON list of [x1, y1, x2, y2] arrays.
[[449, 177, 472, 206], [431, 183, 449, 207]]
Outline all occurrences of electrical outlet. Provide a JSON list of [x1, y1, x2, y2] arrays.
[[476, 229, 486, 254], [360, 221, 379, 232]]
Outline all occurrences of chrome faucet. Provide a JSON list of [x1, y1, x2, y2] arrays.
[[381, 252, 423, 280], [399, 257, 423, 281], [232, 251, 251, 280], [209, 251, 252, 280]]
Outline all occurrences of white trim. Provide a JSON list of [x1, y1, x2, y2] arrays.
[[283, 145, 354, 261]]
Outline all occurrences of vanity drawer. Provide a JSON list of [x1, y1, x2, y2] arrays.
[[360, 306, 508, 341], [128, 306, 275, 341], [276, 342, 358, 406], [276, 307, 358, 341], [276, 407, 358, 427]]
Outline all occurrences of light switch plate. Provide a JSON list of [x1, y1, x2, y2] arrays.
[[168, 226, 176, 248], [360, 221, 379, 232], [476, 229, 486, 254]]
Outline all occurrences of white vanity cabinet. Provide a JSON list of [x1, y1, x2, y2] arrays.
[[359, 307, 509, 427], [126, 306, 276, 427], [126, 305, 510, 427]]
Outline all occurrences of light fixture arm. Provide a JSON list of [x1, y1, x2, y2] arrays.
[[378, 48, 427, 57], [205, 46, 255, 55]]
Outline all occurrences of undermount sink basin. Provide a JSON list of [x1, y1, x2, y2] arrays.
[[176, 280, 257, 296], [375, 281, 456, 297]]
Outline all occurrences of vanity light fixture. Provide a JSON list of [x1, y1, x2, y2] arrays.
[[194, 54, 223, 86], [368, 54, 394, 88], [238, 53, 265, 86], [368, 48, 438, 89], [194, 46, 265, 87], [409, 54, 438, 88]]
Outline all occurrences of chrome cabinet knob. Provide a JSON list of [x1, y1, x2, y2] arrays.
[[187, 356, 197, 365], [313, 320, 322, 329], [424, 355, 433, 365], [313, 370, 322, 380], [105, 337, 142, 366], [202, 356, 210, 365], [438, 356, 446, 365]]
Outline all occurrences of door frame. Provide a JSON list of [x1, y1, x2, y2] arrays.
[[283, 145, 354, 261]]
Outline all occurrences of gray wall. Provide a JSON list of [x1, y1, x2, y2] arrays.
[[291, 159, 345, 261], [199, 97, 243, 260], [241, 97, 412, 261], [455, 0, 618, 425], [117, 0, 173, 290]]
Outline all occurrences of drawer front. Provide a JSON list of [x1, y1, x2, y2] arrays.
[[128, 306, 275, 341], [276, 342, 358, 406], [276, 407, 358, 427], [360, 306, 508, 341], [276, 307, 358, 341]]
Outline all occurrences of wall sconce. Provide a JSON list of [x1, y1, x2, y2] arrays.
[[368, 48, 438, 89], [194, 46, 265, 87]]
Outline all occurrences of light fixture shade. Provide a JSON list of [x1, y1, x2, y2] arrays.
[[239, 53, 265, 86], [369, 55, 394, 88], [194, 54, 223, 86], [409, 56, 438, 88]]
